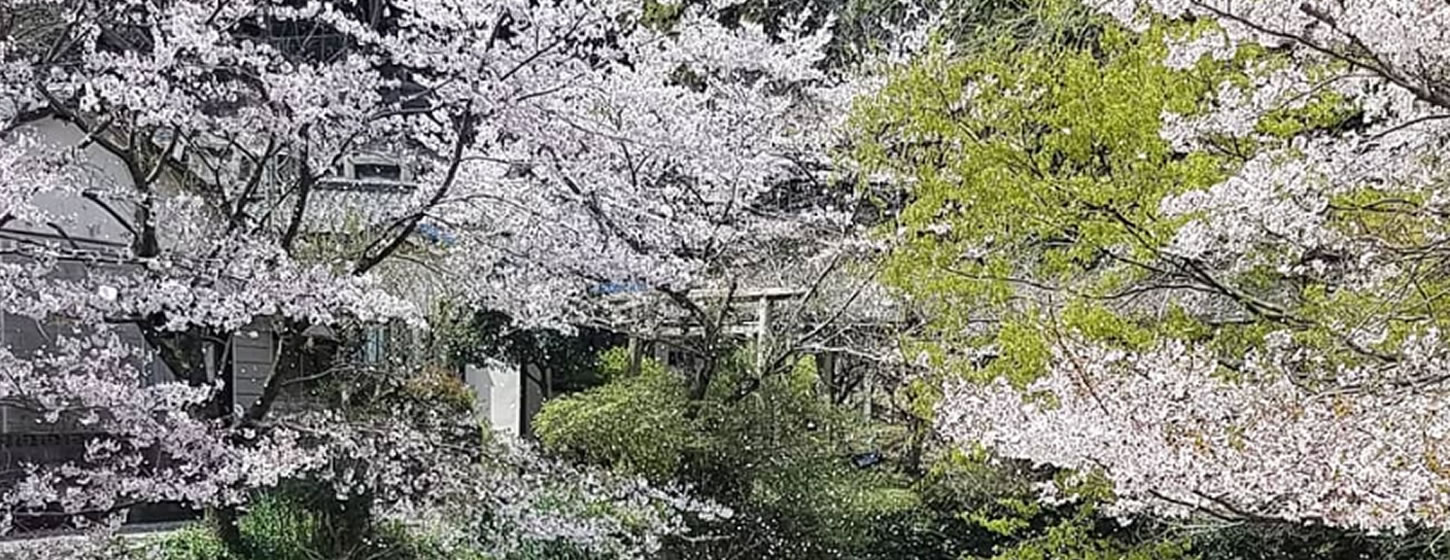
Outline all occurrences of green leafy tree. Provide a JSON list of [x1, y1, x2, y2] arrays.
[[849, 0, 1450, 556], [850, 1, 1245, 384]]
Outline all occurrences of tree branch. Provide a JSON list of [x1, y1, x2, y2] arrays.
[[353, 113, 477, 275]]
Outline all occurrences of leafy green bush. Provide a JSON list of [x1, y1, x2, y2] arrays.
[[140, 525, 229, 560], [134, 483, 455, 560], [368, 520, 478, 560], [533, 348, 928, 558], [690, 356, 921, 557], [235, 490, 325, 560], [532, 347, 695, 479]]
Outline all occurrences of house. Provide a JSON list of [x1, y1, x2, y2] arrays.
[[0, 115, 538, 535], [0, 1, 547, 537], [0, 114, 530, 407]]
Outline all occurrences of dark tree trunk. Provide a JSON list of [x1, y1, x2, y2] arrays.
[[211, 505, 246, 557], [329, 492, 375, 558], [140, 318, 339, 558]]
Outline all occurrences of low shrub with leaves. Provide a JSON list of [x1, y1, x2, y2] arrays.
[[535, 348, 955, 558]]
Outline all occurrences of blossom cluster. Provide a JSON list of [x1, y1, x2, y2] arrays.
[[939, 333, 1450, 531], [927, 0, 1450, 532], [3, 407, 717, 558], [0, 0, 849, 542]]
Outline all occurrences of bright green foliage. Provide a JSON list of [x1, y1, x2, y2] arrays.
[[852, 0, 1446, 395], [979, 317, 1051, 388], [847, 0, 1290, 389], [967, 496, 1040, 537], [844, 0, 1450, 557], [534, 349, 927, 558], [982, 516, 1194, 560], [640, 0, 685, 30], [532, 347, 695, 479], [852, 4, 1239, 384], [1060, 300, 1154, 350], [142, 526, 230, 560]]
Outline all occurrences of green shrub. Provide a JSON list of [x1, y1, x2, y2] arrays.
[[136, 483, 457, 560], [138, 525, 229, 560], [533, 348, 924, 558], [368, 519, 473, 560], [532, 347, 695, 479], [236, 490, 324, 560]]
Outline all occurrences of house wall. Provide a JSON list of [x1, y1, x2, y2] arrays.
[[0, 241, 177, 435], [1, 119, 463, 435], [0, 118, 276, 435], [231, 318, 276, 412], [0, 265, 275, 434], [4, 118, 139, 245]]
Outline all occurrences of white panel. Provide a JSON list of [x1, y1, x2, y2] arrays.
[[463, 363, 492, 422], [490, 360, 521, 436], [463, 358, 520, 436]]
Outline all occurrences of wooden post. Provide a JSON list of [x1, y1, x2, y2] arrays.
[[862, 358, 873, 418], [755, 295, 771, 373], [203, 343, 215, 382], [627, 335, 643, 376], [1, 308, 7, 433], [817, 351, 836, 400], [652, 337, 670, 367], [519, 362, 528, 439]]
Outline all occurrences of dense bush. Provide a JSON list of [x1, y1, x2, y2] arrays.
[[535, 349, 1011, 559], [532, 348, 696, 480], [133, 483, 451, 560], [143, 526, 229, 560], [530, 342, 1450, 560]]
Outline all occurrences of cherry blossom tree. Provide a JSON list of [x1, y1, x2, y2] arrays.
[[855, 0, 1450, 534], [0, 0, 849, 550]]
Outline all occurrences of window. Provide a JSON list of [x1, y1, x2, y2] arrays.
[[354, 162, 402, 181], [361, 325, 388, 364], [316, 156, 414, 192]]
